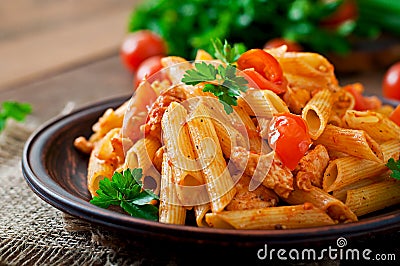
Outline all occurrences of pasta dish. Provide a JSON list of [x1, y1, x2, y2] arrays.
[[74, 44, 400, 230]]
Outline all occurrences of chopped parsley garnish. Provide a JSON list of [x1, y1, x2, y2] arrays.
[[0, 101, 32, 133], [386, 158, 400, 180], [182, 62, 248, 114], [90, 168, 159, 221]]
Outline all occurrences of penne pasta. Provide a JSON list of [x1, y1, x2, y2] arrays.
[[344, 110, 400, 142], [205, 204, 335, 229], [322, 139, 400, 192], [187, 102, 236, 212], [122, 136, 161, 172], [285, 186, 358, 223], [161, 102, 204, 186], [302, 89, 334, 140], [159, 154, 187, 224], [314, 124, 384, 163], [345, 180, 400, 217]]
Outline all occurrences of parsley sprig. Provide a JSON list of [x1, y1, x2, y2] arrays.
[[90, 168, 159, 221], [211, 38, 246, 64], [386, 158, 400, 180], [182, 39, 248, 114], [182, 62, 248, 114], [0, 101, 32, 133]]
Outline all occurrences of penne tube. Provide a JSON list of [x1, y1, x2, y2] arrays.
[[159, 154, 187, 224], [161, 102, 204, 186], [302, 89, 334, 139], [331, 174, 388, 202], [202, 97, 248, 157], [345, 180, 400, 217], [344, 110, 400, 142], [122, 136, 161, 172], [314, 124, 384, 163], [285, 186, 357, 223], [194, 204, 211, 227], [205, 204, 335, 229], [87, 128, 122, 197], [323, 139, 400, 192], [187, 102, 236, 212], [233, 104, 264, 153], [240, 89, 287, 117]]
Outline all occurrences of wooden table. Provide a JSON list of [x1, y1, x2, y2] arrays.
[[1, 1, 399, 265]]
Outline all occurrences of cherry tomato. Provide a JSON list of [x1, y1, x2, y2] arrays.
[[120, 30, 167, 72], [268, 113, 312, 170], [134, 55, 164, 89], [320, 0, 358, 28], [241, 69, 286, 94], [389, 105, 400, 127], [237, 49, 284, 84], [344, 83, 381, 111], [383, 62, 400, 101], [263, 38, 303, 52]]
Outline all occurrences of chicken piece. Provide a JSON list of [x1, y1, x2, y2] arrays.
[[144, 85, 187, 141], [226, 175, 279, 211], [295, 144, 330, 190], [230, 146, 293, 198]]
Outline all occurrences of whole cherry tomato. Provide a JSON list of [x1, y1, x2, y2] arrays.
[[383, 62, 400, 101], [120, 30, 167, 72], [134, 55, 164, 89], [389, 105, 400, 127], [268, 113, 312, 170], [237, 49, 284, 84], [263, 38, 303, 52]]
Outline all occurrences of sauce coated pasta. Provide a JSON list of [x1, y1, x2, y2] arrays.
[[74, 45, 400, 229]]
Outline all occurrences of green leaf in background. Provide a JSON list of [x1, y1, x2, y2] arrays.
[[0, 101, 32, 133], [128, 0, 400, 59]]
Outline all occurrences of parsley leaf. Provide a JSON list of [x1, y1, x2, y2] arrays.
[[386, 158, 400, 180], [212, 38, 246, 64], [90, 168, 159, 221], [0, 101, 32, 133], [182, 61, 248, 114]]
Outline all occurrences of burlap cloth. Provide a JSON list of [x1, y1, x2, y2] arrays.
[[0, 120, 185, 266], [1, 119, 398, 266]]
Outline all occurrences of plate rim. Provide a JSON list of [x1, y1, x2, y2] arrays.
[[21, 95, 400, 246]]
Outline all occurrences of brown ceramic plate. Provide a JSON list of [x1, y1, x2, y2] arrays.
[[22, 96, 400, 247]]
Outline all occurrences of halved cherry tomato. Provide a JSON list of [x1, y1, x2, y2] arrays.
[[344, 83, 381, 111], [383, 62, 400, 101], [134, 55, 164, 89], [241, 69, 286, 94], [263, 38, 303, 52], [237, 49, 283, 84], [268, 113, 312, 170], [120, 30, 167, 72], [389, 105, 400, 127]]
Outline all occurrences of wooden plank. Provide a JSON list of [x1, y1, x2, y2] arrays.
[[0, 0, 140, 90]]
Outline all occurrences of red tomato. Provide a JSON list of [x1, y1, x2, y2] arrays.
[[237, 49, 284, 84], [268, 113, 312, 170], [344, 83, 381, 111], [120, 30, 167, 72], [320, 0, 358, 28], [263, 38, 303, 52], [389, 105, 400, 127], [383, 62, 400, 101], [134, 55, 164, 89], [241, 69, 286, 94]]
